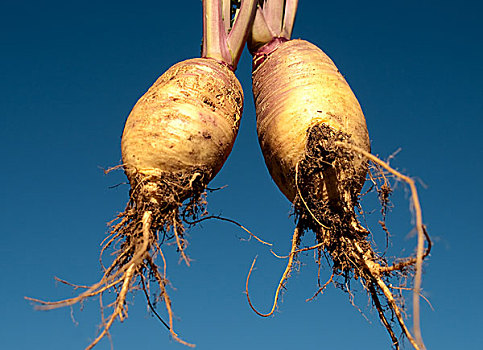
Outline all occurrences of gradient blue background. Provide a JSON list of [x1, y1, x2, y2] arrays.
[[1, 1, 482, 349]]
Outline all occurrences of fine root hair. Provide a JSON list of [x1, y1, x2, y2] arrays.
[[245, 125, 431, 350], [26, 169, 213, 349]]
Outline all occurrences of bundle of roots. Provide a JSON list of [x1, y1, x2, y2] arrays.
[[27, 170, 212, 348], [246, 125, 431, 350]]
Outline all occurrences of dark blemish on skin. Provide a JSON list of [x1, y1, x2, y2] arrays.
[[202, 131, 212, 139], [203, 97, 216, 111]]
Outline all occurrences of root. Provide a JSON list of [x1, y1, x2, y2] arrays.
[[295, 162, 329, 229], [145, 256, 195, 347], [184, 214, 272, 246], [173, 220, 191, 266], [85, 264, 135, 350], [26, 211, 155, 349], [253, 124, 431, 349], [140, 275, 170, 331], [368, 282, 399, 349], [29, 150, 215, 348], [246, 226, 300, 317], [26, 195, 196, 349], [337, 142, 429, 350], [349, 238, 420, 350], [306, 272, 334, 302]]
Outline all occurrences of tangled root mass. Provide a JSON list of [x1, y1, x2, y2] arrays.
[[295, 124, 372, 276], [116, 168, 211, 264], [247, 124, 430, 350], [27, 168, 213, 349]]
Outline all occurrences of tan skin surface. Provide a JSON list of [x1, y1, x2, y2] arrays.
[[122, 57, 243, 195], [253, 39, 370, 202]]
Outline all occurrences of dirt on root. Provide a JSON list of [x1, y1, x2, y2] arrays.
[[98, 168, 214, 347], [110, 167, 212, 260], [30, 167, 214, 349], [292, 124, 420, 349], [294, 124, 371, 274]]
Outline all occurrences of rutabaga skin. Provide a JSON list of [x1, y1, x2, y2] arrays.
[[253, 39, 370, 204], [97, 58, 242, 347], [29, 56, 244, 350], [118, 56, 243, 268], [122, 58, 242, 203]]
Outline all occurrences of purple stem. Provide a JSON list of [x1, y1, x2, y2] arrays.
[[202, 0, 257, 69], [203, 0, 230, 64], [248, 0, 298, 53], [264, 0, 284, 35], [222, 0, 231, 33], [227, 0, 258, 67], [281, 0, 298, 38]]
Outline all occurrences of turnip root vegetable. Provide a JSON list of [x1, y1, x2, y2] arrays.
[[26, 1, 257, 348], [244, 1, 431, 349]]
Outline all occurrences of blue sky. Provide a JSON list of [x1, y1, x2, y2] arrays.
[[1, 1, 482, 349]]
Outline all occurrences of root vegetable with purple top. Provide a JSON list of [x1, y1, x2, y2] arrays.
[[245, 1, 431, 349], [27, 1, 257, 348]]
